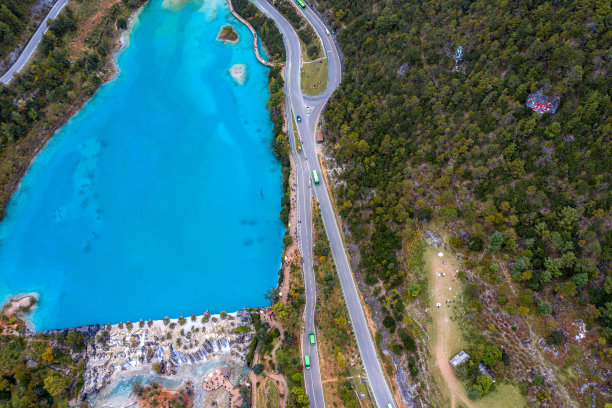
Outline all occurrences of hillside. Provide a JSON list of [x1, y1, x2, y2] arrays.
[[311, 0, 611, 406]]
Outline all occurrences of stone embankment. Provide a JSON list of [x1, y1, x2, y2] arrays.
[[82, 310, 254, 397]]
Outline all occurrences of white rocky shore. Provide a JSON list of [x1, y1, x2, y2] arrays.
[[82, 309, 254, 398]]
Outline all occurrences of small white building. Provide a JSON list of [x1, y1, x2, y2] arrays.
[[449, 351, 470, 367]]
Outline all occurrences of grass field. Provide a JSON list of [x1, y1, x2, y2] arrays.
[[471, 383, 526, 408], [265, 380, 280, 408], [257, 378, 281, 408], [301, 58, 328, 95]]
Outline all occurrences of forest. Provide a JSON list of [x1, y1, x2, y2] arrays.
[[233, 0, 286, 63], [315, 0, 610, 343], [0, 0, 38, 59], [307, 0, 610, 403], [0, 314, 85, 407]]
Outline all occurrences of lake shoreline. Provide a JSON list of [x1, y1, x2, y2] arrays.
[[0, 1, 150, 223], [0, 0, 285, 331]]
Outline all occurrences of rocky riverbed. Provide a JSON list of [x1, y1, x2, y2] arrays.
[[82, 310, 254, 399]]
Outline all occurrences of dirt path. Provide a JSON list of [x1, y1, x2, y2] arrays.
[[251, 313, 288, 408], [428, 249, 474, 408]]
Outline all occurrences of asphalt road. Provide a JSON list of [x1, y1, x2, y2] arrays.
[[251, 1, 397, 407], [0, 0, 69, 84]]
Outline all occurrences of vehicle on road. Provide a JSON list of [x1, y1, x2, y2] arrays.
[[304, 355, 311, 369], [312, 170, 319, 185], [296, 115, 301, 123], [387, 404, 393, 408], [296, 0, 306, 9], [306, 106, 311, 114], [310, 333, 315, 344], [325, 28, 330, 35]]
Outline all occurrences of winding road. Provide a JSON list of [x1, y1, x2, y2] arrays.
[[0, 0, 69, 84], [250, 1, 396, 407]]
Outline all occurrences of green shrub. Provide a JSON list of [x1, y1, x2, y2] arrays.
[[546, 330, 566, 346], [467, 385, 482, 400], [252, 364, 264, 375], [538, 301, 552, 316], [488, 232, 506, 253], [116, 17, 127, 29], [382, 316, 396, 333]]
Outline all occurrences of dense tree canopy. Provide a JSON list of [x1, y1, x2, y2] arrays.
[[314, 0, 611, 336], [0, 0, 38, 58]]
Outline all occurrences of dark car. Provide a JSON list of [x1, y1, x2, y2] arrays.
[[296, 116, 302, 123]]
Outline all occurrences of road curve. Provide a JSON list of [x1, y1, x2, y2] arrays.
[[1, 0, 69, 84], [250, 1, 397, 408]]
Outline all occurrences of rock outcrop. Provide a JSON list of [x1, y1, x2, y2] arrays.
[[37, 324, 101, 340], [82, 310, 254, 397]]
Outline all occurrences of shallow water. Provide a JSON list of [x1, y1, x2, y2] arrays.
[[0, 0, 283, 330]]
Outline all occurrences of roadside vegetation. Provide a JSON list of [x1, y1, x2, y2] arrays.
[[0, 0, 45, 67], [233, 0, 285, 63], [255, 259, 311, 408], [270, 0, 321, 61], [312, 0, 611, 406], [301, 57, 327, 95], [264, 0, 328, 94], [272, 272, 310, 408], [312, 201, 374, 408]]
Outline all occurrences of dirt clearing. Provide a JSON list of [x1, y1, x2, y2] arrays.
[[427, 248, 526, 408], [68, 0, 122, 58], [427, 248, 473, 408]]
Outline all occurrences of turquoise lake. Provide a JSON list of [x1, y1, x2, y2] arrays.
[[0, 0, 284, 330]]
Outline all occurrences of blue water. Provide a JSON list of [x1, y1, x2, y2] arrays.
[[0, 0, 284, 331]]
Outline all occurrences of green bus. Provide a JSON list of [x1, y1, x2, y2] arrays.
[[304, 355, 311, 369], [309, 333, 315, 345], [296, 0, 306, 8], [312, 169, 319, 185]]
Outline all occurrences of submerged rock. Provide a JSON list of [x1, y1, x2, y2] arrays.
[[229, 64, 247, 85], [161, 0, 191, 10]]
